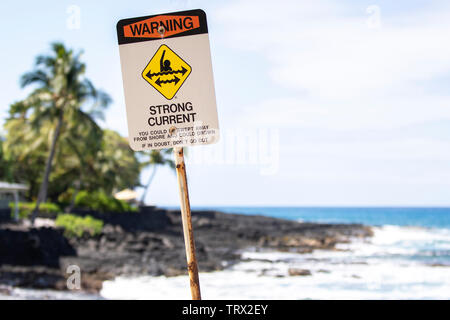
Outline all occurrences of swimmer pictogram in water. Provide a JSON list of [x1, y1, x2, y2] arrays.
[[142, 45, 192, 99], [145, 50, 189, 81], [160, 50, 171, 71]]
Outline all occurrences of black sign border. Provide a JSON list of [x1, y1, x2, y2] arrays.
[[117, 9, 208, 45]]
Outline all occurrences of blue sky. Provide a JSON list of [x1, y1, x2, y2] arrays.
[[1, 0, 450, 207]]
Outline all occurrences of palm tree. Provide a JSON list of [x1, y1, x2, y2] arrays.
[[18, 42, 111, 223], [139, 149, 175, 205]]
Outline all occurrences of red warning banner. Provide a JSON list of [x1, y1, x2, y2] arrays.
[[123, 15, 200, 39]]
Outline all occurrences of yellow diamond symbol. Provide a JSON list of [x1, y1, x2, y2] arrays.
[[142, 44, 192, 100]]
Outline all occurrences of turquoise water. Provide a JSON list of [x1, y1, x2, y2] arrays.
[[189, 206, 450, 268], [191, 206, 450, 229]]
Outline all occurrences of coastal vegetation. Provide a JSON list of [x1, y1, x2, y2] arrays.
[[8, 202, 61, 219], [55, 213, 103, 238], [73, 190, 137, 213]]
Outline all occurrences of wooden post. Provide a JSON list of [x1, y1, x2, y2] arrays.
[[173, 147, 201, 300]]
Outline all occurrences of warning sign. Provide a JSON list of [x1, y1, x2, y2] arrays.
[[116, 9, 219, 151], [142, 45, 192, 100]]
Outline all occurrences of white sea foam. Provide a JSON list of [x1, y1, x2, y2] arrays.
[[100, 225, 450, 300]]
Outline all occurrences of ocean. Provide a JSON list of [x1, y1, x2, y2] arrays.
[[101, 207, 450, 300], [200, 206, 450, 228], [2, 207, 449, 299]]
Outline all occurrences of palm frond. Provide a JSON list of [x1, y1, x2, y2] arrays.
[[20, 70, 50, 88]]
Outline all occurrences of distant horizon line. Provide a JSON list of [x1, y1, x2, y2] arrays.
[[156, 204, 450, 209]]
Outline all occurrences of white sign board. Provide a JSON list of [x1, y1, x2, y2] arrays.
[[116, 9, 219, 151]]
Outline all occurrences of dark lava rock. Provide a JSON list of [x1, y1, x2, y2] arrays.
[[0, 208, 373, 292], [0, 226, 75, 267]]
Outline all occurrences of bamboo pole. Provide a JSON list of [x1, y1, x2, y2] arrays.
[[173, 147, 201, 300]]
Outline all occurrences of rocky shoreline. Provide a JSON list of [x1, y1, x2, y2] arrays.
[[0, 207, 373, 294]]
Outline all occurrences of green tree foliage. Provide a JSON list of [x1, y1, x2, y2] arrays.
[[93, 130, 141, 194], [0, 138, 14, 182], [2, 43, 141, 216], [13, 42, 112, 222], [2, 114, 48, 198]]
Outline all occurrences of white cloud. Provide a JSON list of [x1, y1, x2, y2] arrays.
[[214, 0, 450, 129], [236, 95, 450, 130]]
